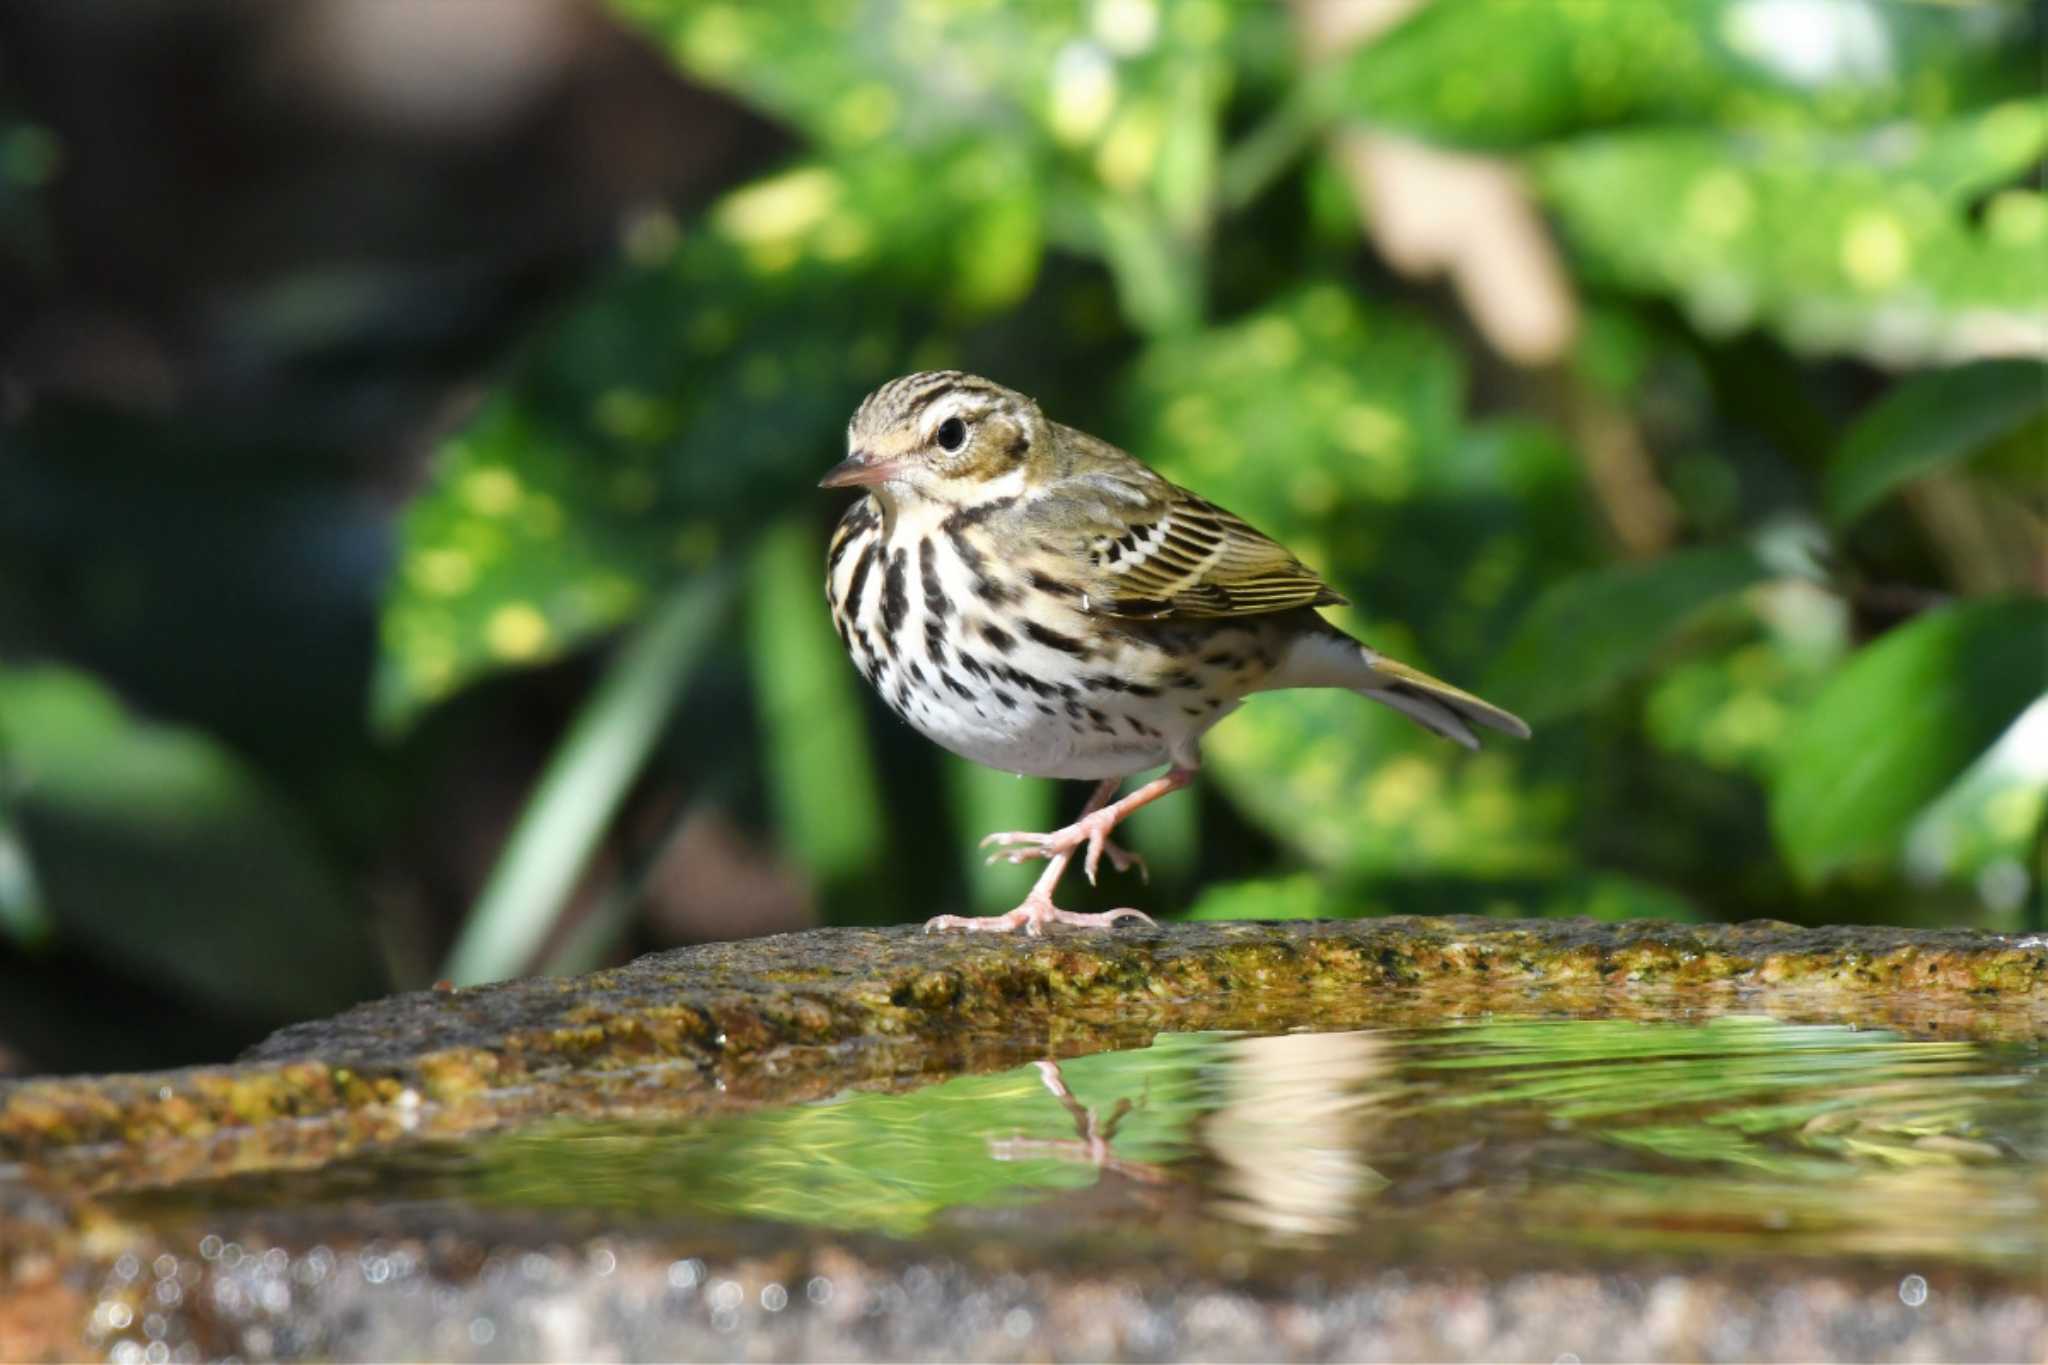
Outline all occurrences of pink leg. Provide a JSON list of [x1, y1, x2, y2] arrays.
[[926, 767, 1195, 935], [983, 776, 1147, 881]]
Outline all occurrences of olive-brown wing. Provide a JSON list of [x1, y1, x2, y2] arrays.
[[1082, 486, 1347, 620]]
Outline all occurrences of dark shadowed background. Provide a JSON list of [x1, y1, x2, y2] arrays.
[[1, 0, 2042, 1075]]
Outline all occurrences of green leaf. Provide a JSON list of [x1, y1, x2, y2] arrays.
[[1124, 284, 1468, 532], [623, 0, 1081, 151], [0, 665, 381, 1019], [1538, 101, 2048, 366], [1345, 0, 2038, 149], [1544, 873, 1705, 924], [1772, 596, 2048, 885], [1825, 359, 2048, 528], [614, 0, 1276, 340], [620, 0, 1282, 159], [373, 400, 672, 729], [1485, 545, 1773, 724]]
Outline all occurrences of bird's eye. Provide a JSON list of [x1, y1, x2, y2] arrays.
[[935, 417, 968, 452]]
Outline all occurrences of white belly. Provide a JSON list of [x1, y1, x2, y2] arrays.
[[825, 500, 1218, 780]]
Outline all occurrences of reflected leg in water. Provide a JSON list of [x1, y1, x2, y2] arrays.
[[988, 1059, 1170, 1185]]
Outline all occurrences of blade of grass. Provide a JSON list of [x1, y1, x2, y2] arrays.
[[442, 570, 734, 985], [746, 517, 885, 897]]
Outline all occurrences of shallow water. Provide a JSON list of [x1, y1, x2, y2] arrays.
[[121, 1015, 2045, 1279]]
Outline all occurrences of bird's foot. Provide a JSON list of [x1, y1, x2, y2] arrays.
[[979, 808, 1147, 885], [924, 895, 1155, 936]]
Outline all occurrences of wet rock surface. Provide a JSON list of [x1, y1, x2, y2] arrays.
[[3, 918, 2043, 1361]]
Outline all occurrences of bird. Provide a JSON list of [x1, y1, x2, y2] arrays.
[[821, 370, 1529, 935]]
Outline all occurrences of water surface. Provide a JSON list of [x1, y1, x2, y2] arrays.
[[125, 1015, 2044, 1279]]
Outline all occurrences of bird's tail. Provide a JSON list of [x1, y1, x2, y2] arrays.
[[1357, 656, 1530, 750], [1264, 630, 1532, 749]]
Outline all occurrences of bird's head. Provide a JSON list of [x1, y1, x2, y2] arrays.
[[822, 371, 1050, 513]]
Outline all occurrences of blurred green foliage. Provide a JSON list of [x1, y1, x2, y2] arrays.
[[0, 666, 383, 1018], [392, 0, 2041, 971], [337, 0, 2048, 969], [4, 0, 2045, 1015], [1343, 0, 2039, 140]]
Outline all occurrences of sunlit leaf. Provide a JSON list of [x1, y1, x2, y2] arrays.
[[374, 401, 674, 729], [1343, 0, 2031, 150], [1539, 101, 2048, 366], [617, 0, 1284, 159], [1825, 358, 2048, 528], [1124, 284, 1466, 534], [0, 665, 381, 1018], [622, 0, 1081, 149], [1485, 545, 1773, 724], [1346, 0, 2038, 148], [1772, 596, 2048, 885]]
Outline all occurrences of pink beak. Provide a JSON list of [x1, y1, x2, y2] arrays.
[[818, 453, 904, 489]]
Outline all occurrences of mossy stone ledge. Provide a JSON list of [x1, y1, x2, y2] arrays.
[[4, 917, 2042, 1184]]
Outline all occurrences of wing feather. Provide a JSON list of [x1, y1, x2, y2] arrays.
[[1082, 486, 1346, 620]]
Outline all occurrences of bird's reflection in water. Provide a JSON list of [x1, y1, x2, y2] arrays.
[[1200, 1030, 1394, 1242], [987, 1059, 1172, 1185]]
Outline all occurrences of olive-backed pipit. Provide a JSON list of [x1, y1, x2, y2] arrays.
[[822, 371, 1529, 935]]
